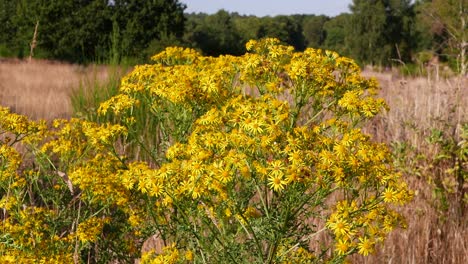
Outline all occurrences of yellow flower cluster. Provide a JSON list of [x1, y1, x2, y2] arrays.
[[107, 38, 412, 262], [1, 106, 140, 262], [0, 106, 48, 145], [326, 199, 409, 256], [151, 46, 200, 65], [140, 244, 192, 264], [0, 38, 413, 262], [0, 207, 74, 263], [76, 217, 110, 243], [0, 106, 30, 135], [0, 144, 21, 183]]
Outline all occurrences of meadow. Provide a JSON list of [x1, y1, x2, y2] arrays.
[[0, 46, 466, 263], [0, 59, 125, 120]]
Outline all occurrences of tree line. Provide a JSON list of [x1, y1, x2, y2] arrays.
[[0, 0, 185, 63], [0, 0, 465, 73]]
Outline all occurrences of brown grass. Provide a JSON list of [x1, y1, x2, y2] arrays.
[[356, 70, 468, 264], [362, 70, 467, 144], [0, 59, 112, 120], [1, 60, 466, 263]]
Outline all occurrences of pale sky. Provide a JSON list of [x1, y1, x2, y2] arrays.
[[180, 0, 353, 17]]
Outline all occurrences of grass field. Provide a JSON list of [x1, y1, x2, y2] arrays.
[[0, 59, 116, 120], [0, 59, 466, 263]]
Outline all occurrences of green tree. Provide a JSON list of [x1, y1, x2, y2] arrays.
[[112, 0, 186, 60], [72, 1, 114, 61], [1, 0, 42, 58], [323, 14, 352, 56], [416, 0, 467, 75], [0, 0, 186, 63], [232, 14, 263, 48], [257, 16, 306, 51], [301, 15, 330, 48], [348, 0, 388, 64], [185, 10, 243, 56], [347, 0, 414, 65], [1, 0, 113, 61], [0, 0, 18, 56], [413, 0, 435, 52]]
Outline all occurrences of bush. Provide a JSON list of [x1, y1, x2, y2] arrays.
[[0, 38, 412, 263]]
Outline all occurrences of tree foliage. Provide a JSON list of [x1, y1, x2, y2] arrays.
[[301, 15, 329, 48], [184, 10, 243, 56], [415, 0, 467, 74], [323, 14, 352, 56], [346, 0, 415, 66], [0, 0, 186, 63], [0, 0, 465, 71]]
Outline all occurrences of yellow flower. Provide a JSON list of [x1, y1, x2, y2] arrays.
[[268, 160, 285, 178], [338, 90, 362, 111], [245, 39, 257, 51], [327, 216, 354, 239], [244, 118, 265, 135], [76, 217, 109, 244], [225, 208, 232, 217], [333, 142, 348, 159], [335, 239, 350, 255], [288, 150, 304, 166], [148, 180, 163, 197], [217, 167, 233, 183], [382, 187, 398, 203], [185, 250, 194, 261], [191, 186, 203, 199], [243, 206, 262, 218], [268, 174, 288, 192], [190, 161, 204, 175], [357, 237, 375, 256]]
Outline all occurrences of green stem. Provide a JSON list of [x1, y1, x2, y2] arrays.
[[236, 208, 265, 262], [266, 197, 293, 264], [304, 100, 336, 127], [171, 198, 239, 264], [279, 227, 327, 258], [291, 185, 336, 219], [256, 184, 270, 218]]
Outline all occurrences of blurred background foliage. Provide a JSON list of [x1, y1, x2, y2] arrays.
[[0, 0, 466, 74]]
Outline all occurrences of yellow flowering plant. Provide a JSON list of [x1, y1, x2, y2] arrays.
[[0, 109, 141, 263], [103, 38, 412, 262], [0, 38, 412, 263]]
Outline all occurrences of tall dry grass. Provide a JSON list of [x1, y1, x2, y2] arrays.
[[362, 70, 466, 144], [0, 59, 113, 120], [355, 70, 468, 264]]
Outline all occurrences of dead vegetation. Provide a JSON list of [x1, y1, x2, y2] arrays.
[[0, 59, 111, 120]]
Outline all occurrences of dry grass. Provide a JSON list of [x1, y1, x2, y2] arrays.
[[362, 70, 466, 144], [1, 60, 466, 263], [351, 177, 467, 264], [356, 70, 468, 264], [0, 59, 112, 120]]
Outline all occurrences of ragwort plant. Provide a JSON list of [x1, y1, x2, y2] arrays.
[[0, 38, 412, 263], [101, 38, 413, 263], [0, 109, 141, 263]]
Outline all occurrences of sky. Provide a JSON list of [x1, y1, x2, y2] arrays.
[[179, 0, 353, 17]]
